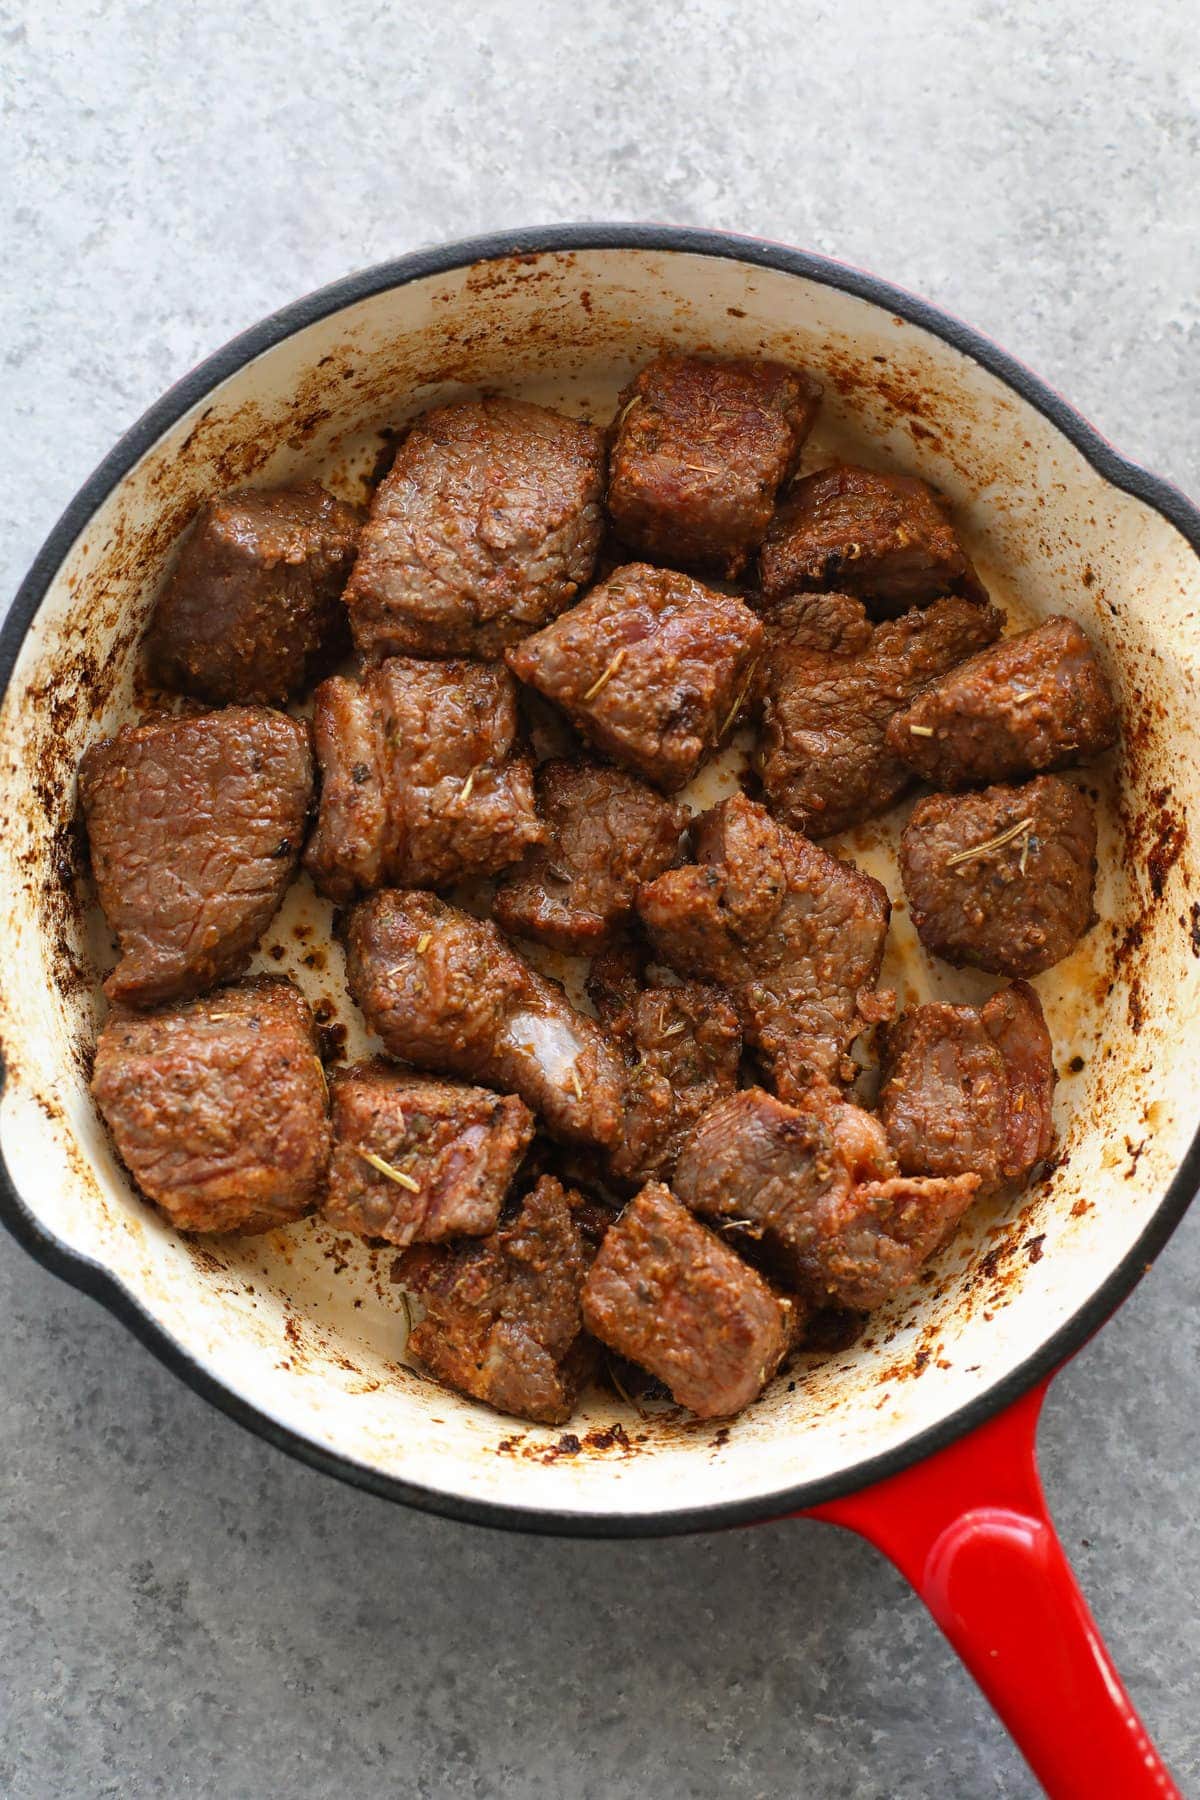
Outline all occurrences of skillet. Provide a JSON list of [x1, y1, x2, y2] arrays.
[[1, 224, 1197, 1797]]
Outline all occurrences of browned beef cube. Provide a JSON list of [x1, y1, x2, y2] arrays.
[[343, 399, 606, 660], [757, 592, 1005, 837], [879, 982, 1056, 1195], [887, 615, 1120, 787], [674, 1085, 979, 1312], [344, 890, 627, 1150], [143, 483, 361, 705], [587, 946, 742, 1185], [304, 657, 541, 904], [91, 978, 329, 1234], [759, 464, 985, 616], [505, 563, 762, 792], [324, 1060, 534, 1246], [607, 354, 821, 577], [79, 707, 313, 1007], [900, 775, 1097, 977], [492, 760, 685, 951], [397, 1176, 596, 1424], [637, 793, 892, 1099], [581, 1183, 798, 1418]]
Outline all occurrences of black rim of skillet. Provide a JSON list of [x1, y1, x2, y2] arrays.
[[2, 222, 1199, 1540]]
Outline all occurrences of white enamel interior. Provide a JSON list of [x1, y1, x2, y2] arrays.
[[1, 244, 1198, 1523]]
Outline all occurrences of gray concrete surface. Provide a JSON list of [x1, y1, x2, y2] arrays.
[[1, 3, 1197, 1795]]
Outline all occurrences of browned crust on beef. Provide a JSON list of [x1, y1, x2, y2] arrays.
[[344, 398, 607, 659], [607, 354, 821, 576], [506, 563, 763, 791], [899, 776, 1097, 977], [91, 977, 330, 1233]]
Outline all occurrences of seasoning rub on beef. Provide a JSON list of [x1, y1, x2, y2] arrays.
[[506, 562, 762, 792], [756, 591, 1004, 837], [344, 890, 627, 1150], [760, 463, 986, 615], [344, 398, 607, 660], [582, 1183, 799, 1418], [305, 656, 541, 904], [900, 775, 1097, 977], [144, 482, 360, 706], [324, 1060, 535, 1246], [492, 759, 685, 952], [879, 982, 1056, 1195], [607, 353, 821, 577], [674, 1084, 980, 1312], [91, 977, 330, 1234], [888, 614, 1119, 788], [80, 706, 313, 1007], [638, 793, 892, 1098], [397, 1175, 597, 1425]]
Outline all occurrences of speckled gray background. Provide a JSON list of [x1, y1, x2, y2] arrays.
[[1, 4, 1197, 1796]]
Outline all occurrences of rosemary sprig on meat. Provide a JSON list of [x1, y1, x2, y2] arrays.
[[357, 1148, 421, 1192], [946, 816, 1034, 869]]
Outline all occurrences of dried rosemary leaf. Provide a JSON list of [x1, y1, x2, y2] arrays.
[[415, 932, 432, 954], [720, 658, 758, 740], [946, 816, 1035, 870], [357, 1148, 421, 1192], [582, 647, 627, 703], [908, 723, 935, 737]]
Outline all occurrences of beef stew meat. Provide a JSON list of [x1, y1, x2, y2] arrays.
[[879, 982, 1056, 1195], [324, 1060, 535, 1247], [900, 775, 1097, 978], [887, 615, 1120, 788], [505, 563, 763, 792], [492, 759, 686, 952], [344, 890, 627, 1150], [397, 1175, 597, 1425], [80, 706, 313, 1007], [607, 354, 821, 577], [756, 592, 1005, 837], [91, 978, 330, 1234], [588, 947, 742, 1186], [674, 1086, 980, 1312], [759, 464, 986, 617], [637, 793, 892, 1099], [581, 1183, 800, 1419], [304, 656, 540, 904], [144, 483, 361, 705], [343, 398, 607, 660]]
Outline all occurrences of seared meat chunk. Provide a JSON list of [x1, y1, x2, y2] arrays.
[[344, 398, 606, 660], [397, 1176, 596, 1425], [607, 354, 821, 577], [674, 1085, 979, 1312], [581, 1183, 798, 1418], [324, 1060, 534, 1246], [144, 483, 360, 705], [506, 563, 762, 792], [91, 977, 329, 1234], [588, 947, 742, 1185], [80, 707, 313, 1007], [879, 982, 1056, 1194], [760, 464, 985, 616], [492, 760, 685, 951], [900, 775, 1096, 977], [344, 890, 627, 1149], [757, 592, 1004, 836], [637, 793, 892, 1098], [304, 656, 540, 903], [887, 615, 1119, 787]]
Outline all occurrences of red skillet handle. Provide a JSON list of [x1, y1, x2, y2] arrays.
[[803, 1375, 1179, 1799]]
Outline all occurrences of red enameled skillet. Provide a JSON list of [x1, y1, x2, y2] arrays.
[[1, 226, 1197, 1797]]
